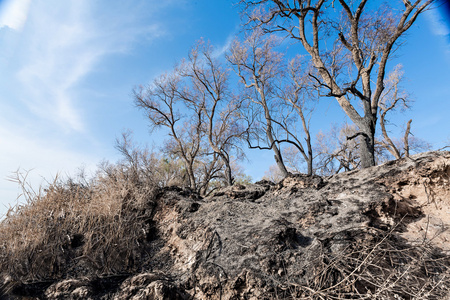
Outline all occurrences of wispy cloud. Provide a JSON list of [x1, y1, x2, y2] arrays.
[[212, 33, 236, 58], [4, 0, 167, 132], [16, 1, 126, 131], [0, 0, 31, 31], [425, 7, 450, 37], [0, 0, 172, 216], [424, 6, 450, 59]]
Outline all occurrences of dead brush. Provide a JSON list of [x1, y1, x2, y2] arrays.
[[0, 164, 159, 287], [270, 225, 449, 299]]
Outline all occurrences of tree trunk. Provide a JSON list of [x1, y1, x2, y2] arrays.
[[357, 121, 376, 169], [403, 119, 412, 158], [263, 100, 289, 178], [186, 164, 197, 191], [273, 148, 289, 177], [224, 161, 233, 186], [306, 146, 313, 176]]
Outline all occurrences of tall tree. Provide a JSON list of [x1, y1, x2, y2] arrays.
[[228, 31, 290, 177], [134, 42, 246, 193], [241, 0, 435, 168], [180, 41, 245, 186], [228, 30, 316, 176], [276, 56, 316, 175], [134, 71, 207, 192]]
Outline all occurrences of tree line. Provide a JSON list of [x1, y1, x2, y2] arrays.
[[132, 0, 434, 195]]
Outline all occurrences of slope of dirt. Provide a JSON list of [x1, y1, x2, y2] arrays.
[[1, 151, 449, 299]]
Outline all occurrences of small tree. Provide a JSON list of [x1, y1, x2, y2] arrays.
[[314, 123, 362, 175], [263, 164, 285, 183], [113, 131, 189, 188]]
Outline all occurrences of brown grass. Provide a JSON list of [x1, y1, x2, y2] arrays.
[[0, 163, 159, 283]]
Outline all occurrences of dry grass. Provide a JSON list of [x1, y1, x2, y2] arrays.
[[0, 163, 159, 284]]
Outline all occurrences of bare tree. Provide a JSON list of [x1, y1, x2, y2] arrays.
[[113, 131, 189, 188], [134, 42, 247, 193], [228, 30, 317, 176], [378, 64, 431, 159], [314, 123, 362, 175], [134, 71, 206, 192], [263, 163, 285, 183], [315, 120, 431, 176], [241, 0, 435, 168], [179, 41, 246, 186], [276, 56, 316, 175], [228, 31, 290, 177]]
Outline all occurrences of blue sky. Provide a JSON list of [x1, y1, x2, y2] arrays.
[[0, 0, 449, 217]]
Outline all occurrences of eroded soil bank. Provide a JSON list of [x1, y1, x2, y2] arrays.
[[1, 151, 449, 299]]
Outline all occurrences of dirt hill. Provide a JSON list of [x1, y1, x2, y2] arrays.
[[1, 151, 449, 299]]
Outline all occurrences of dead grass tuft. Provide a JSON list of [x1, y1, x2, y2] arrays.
[[0, 163, 160, 284]]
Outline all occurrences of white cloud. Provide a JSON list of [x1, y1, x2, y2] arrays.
[[212, 33, 235, 58], [10, 0, 168, 133], [0, 0, 31, 31], [423, 7, 450, 59], [0, 0, 171, 217], [424, 8, 450, 37], [15, 1, 109, 132]]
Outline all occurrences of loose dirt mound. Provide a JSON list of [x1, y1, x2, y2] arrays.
[[1, 151, 449, 299]]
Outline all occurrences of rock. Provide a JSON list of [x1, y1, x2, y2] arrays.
[[113, 273, 183, 300], [45, 279, 92, 300]]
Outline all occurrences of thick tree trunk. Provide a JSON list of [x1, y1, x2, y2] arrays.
[[357, 121, 376, 168], [359, 135, 375, 168], [186, 164, 197, 191], [273, 148, 289, 177], [221, 157, 233, 186], [224, 163, 233, 186], [306, 146, 313, 176]]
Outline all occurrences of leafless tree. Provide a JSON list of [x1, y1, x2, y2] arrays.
[[263, 163, 285, 183], [228, 31, 290, 177], [113, 131, 189, 188], [179, 41, 246, 186], [276, 56, 317, 175], [314, 123, 362, 175], [240, 0, 435, 168], [134, 71, 208, 192], [378, 64, 431, 158], [134, 42, 246, 193], [315, 120, 431, 176], [228, 30, 317, 176]]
